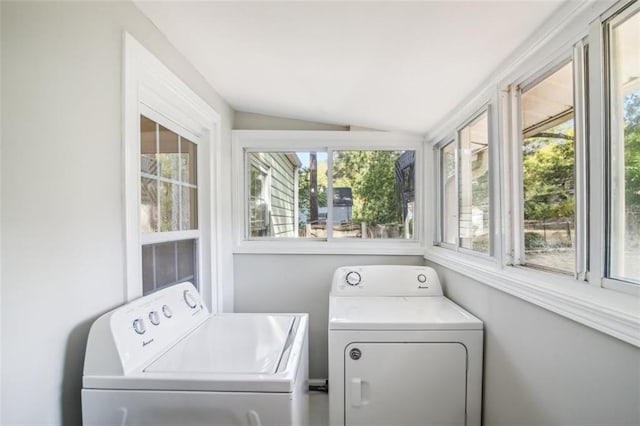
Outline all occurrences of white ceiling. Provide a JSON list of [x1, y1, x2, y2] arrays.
[[135, 1, 567, 134]]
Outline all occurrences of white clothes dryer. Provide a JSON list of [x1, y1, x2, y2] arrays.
[[82, 282, 308, 426], [328, 265, 483, 426]]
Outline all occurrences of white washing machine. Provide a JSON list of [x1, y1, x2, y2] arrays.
[[328, 265, 483, 426], [82, 282, 309, 426]]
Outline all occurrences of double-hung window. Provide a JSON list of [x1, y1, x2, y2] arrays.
[[139, 114, 200, 295], [232, 131, 423, 253], [437, 108, 491, 255], [123, 34, 221, 305]]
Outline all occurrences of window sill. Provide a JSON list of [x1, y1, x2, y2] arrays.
[[424, 246, 640, 348], [234, 240, 425, 256]]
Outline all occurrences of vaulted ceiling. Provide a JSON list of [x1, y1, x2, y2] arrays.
[[135, 1, 567, 134]]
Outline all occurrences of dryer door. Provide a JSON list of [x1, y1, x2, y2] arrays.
[[344, 342, 467, 426]]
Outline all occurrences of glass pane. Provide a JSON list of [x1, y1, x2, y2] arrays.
[[331, 150, 415, 239], [459, 112, 490, 253], [158, 125, 180, 181], [181, 138, 197, 185], [140, 115, 157, 175], [609, 9, 640, 283], [521, 62, 575, 273], [140, 177, 158, 233], [181, 186, 198, 230], [142, 244, 155, 295], [160, 181, 179, 232], [441, 142, 457, 244], [142, 239, 198, 296], [154, 241, 177, 289], [247, 151, 328, 239], [176, 239, 196, 284]]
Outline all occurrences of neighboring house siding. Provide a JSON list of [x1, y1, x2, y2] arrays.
[[253, 153, 297, 237]]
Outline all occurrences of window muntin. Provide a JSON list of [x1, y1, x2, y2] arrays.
[[140, 114, 200, 294], [458, 112, 490, 253], [241, 145, 419, 243], [608, 6, 640, 284], [521, 62, 576, 274]]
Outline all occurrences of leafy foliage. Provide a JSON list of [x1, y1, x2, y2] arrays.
[[522, 122, 575, 221], [624, 92, 640, 206]]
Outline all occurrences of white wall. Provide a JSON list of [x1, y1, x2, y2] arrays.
[[1, 2, 233, 424], [234, 254, 424, 378], [427, 261, 640, 426]]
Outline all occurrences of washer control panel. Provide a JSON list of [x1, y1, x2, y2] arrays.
[[90, 282, 209, 375], [331, 265, 443, 296]]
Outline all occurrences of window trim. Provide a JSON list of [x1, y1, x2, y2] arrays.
[[123, 33, 223, 311], [426, 0, 640, 348], [232, 130, 424, 255]]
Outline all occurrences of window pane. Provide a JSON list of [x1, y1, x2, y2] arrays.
[[247, 151, 328, 239], [158, 125, 180, 181], [609, 9, 640, 283], [521, 62, 575, 273], [181, 138, 197, 185], [140, 115, 157, 175], [140, 177, 158, 233], [160, 181, 179, 232], [181, 186, 198, 230], [459, 112, 490, 253], [332, 150, 416, 239], [176, 239, 197, 284], [142, 239, 198, 295], [441, 142, 457, 244]]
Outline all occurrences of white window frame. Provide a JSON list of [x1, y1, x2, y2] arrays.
[[123, 33, 223, 312], [511, 54, 586, 277], [232, 130, 424, 255], [435, 106, 495, 259], [425, 0, 640, 348], [600, 0, 640, 292]]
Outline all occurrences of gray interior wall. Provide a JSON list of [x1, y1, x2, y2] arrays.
[[234, 254, 424, 378], [1, 2, 233, 424], [426, 261, 640, 426]]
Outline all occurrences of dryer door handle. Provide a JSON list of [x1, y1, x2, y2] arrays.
[[351, 377, 362, 407]]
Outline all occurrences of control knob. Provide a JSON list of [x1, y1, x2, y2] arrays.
[[148, 311, 160, 326], [132, 318, 146, 335], [162, 304, 173, 318], [183, 290, 198, 309], [345, 271, 362, 286]]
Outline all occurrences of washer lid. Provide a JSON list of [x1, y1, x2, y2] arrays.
[[329, 296, 483, 330], [146, 314, 294, 375], [82, 314, 309, 393]]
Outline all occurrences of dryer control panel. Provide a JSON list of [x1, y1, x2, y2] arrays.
[[331, 265, 443, 296]]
